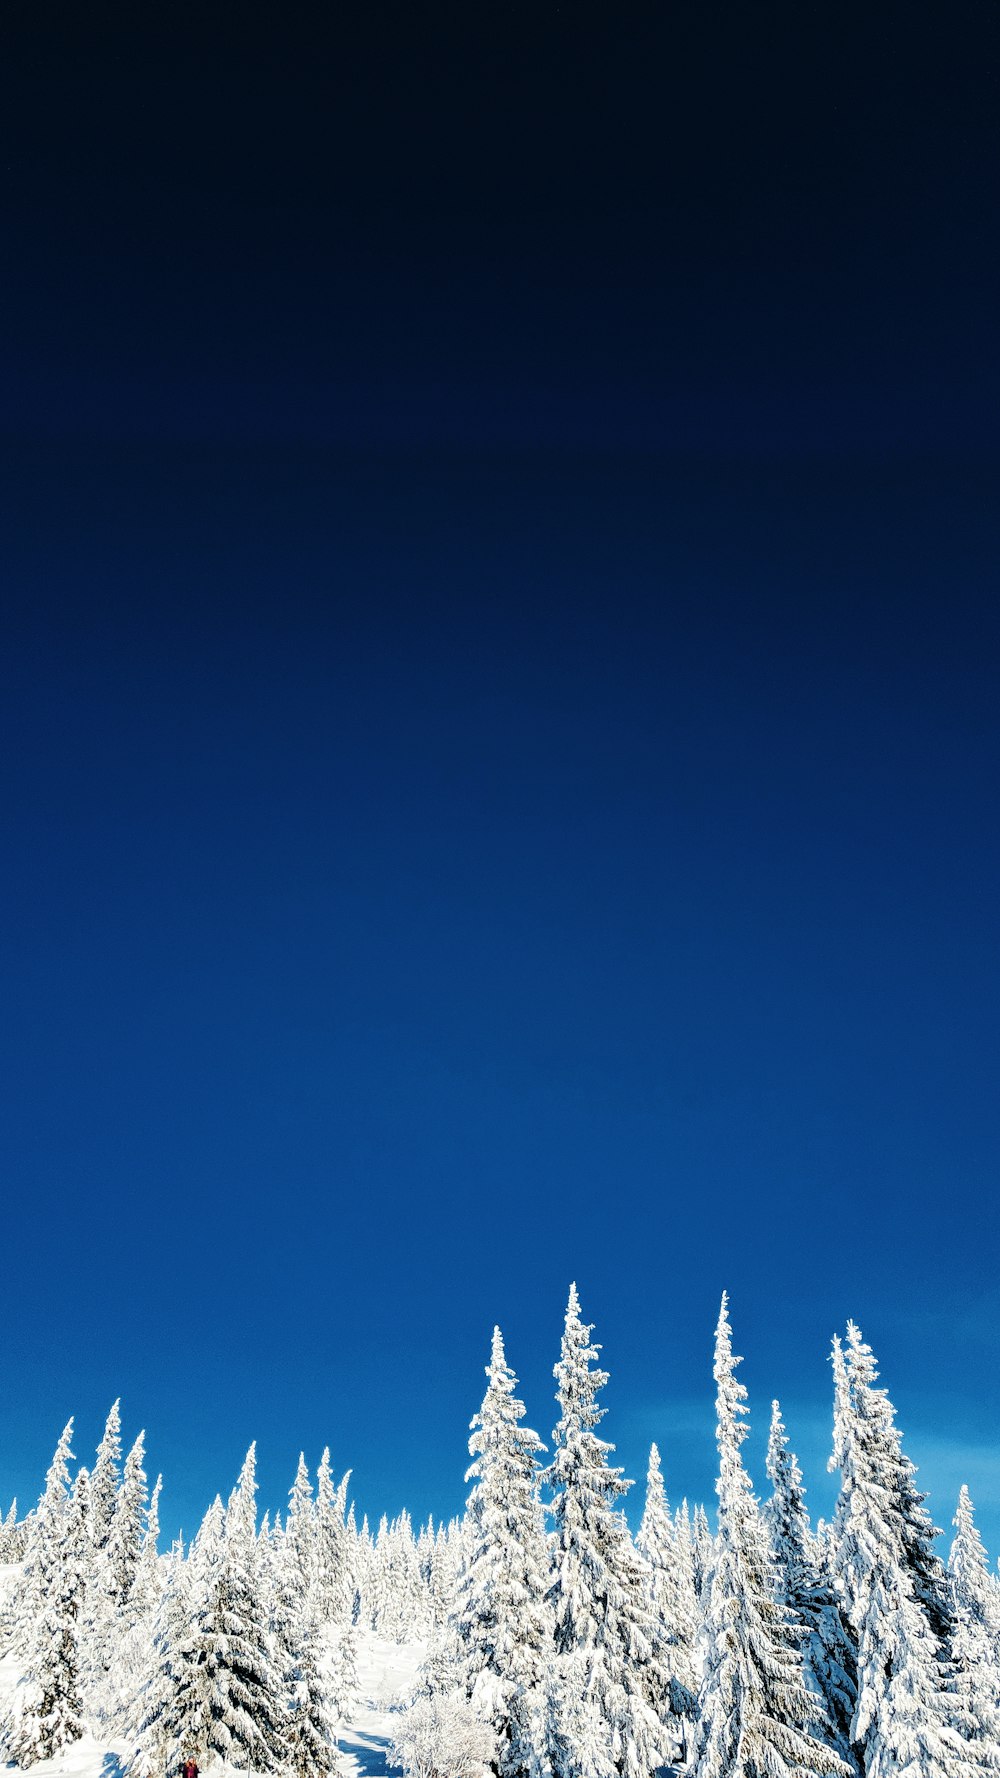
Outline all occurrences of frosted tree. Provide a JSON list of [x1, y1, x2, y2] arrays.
[[128, 1501, 223, 1772], [207, 1444, 287, 1770], [131, 1474, 164, 1621], [692, 1502, 714, 1601], [765, 1398, 857, 1763], [107, 1432, 149, 1612], [315, 1448, 353, 1622], [543, 1283, 670, 1778], [691, 1296, 848, 1778], [90, 1400, 123, 1552], [828, 1324, 983, 1777], [452, 1325, 552, 1778], [947, 1488, 1000, 1752], [392, 1692, 497, 1778], [6, 1423, 87, 1766], [285, 1602, 338, 1778], [0, 1500, 19, 1562], [286, 1455, 318, 1609], [636, 1443, 698, 1705]]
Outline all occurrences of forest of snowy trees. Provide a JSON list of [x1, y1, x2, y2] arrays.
[[1, 1287, 998, 1778]]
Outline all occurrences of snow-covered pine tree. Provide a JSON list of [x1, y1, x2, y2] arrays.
[[131, 1474, 163, 1622], [315, 1448, 353, 1623], [284, 1602, 338, 1778], [128, 1500, 223, 1773], [90, 1400, 123, 1552], [691, 1295, 849, 1778], [764, 1398, 858, 1767], [828, 1325, 984, 1777], [107, 1432, 149, 1613], [0, 1500, 19, 1562], [692, 1502, 713, 1602], [286, 1455, 318, 1611], [543, 1284, 670, 1778], [947, 1489, 1000, 1753], [636, 1442, 698, 1711], [6, 1423, 87, 1766], [207, 1444, 286, 1772], [452, 1325, 552, 1778]]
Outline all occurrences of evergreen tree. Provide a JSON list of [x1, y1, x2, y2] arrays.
[[286, 1454, 318, 1609], [107, 1432, 149, 1612], [543, 1284, 670, 1778], [315, 1449, 353, 1622], [90, 1400, 123, 1552], [947, 1488, 1000, 1754], [285, 1604, 338, 1778], [829, 1324, 982, 1777], [692, 1502, 714, 1602], [764, 1399, 857, 1766], [691, 1296, 848, 1778], [636, 1443, 698, 1706], [128, 1500, 224, 1773], [6, 1423, 87, 1766], [453, 1325, 552, 1778], [207, 1444, 287, 1771]]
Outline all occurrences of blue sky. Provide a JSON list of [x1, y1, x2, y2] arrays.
[[2, 5, 999, 1556]]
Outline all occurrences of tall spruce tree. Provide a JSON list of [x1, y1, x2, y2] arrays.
[[543, 1284, 670, 1778], [829, 1324, 983, 1777], [207, 1444, 286, 1771], [90, 1401, 123, 1552], [7, 1423, 87, 1766], [691, 1296, 848, 1778], [453, 1325, 552, 1778]]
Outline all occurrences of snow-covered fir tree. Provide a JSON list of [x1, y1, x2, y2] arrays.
[[691, 1295, 849, 1778], [764, 1398, 858, 1765], [107, 1431, 149, 1615], [284, 1602, 338, 1778], [946, 1488, 1000, 1753], [452, 1325, 552, 1778], [90, 1400, 123, 1553], [635, 1442, 698, 1708], [543, 1284, 670, 1778], [315, 1448, 353, 1622], [828, 1323, 987, 1777], [692, 1501, 714, 1602], [5, 1422, 87, 1766]]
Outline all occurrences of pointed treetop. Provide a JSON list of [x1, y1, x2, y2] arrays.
[[713, 1291, 749, 1455]]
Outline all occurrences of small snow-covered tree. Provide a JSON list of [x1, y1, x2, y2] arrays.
[[284, 1601, 339, 1778], [765, 1398, 857, 1764], [947, 1488, 1000, 1753], [392, 1692, 497, 1778], [543, 1284, 670, 1778], [692, 1502, 713, 1601], [636, 1442, 698, 1708], [453, 1325, 552, 1778], [691, 1296, 849, 1778]]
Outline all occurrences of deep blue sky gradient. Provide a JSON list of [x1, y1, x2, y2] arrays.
[[2, 3, 999, 1554]]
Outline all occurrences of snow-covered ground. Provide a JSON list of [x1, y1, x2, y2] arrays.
[[336, 1634, 425, 1778]]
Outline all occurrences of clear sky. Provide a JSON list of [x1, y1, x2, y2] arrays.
[[2, 5, 999, 1556]]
